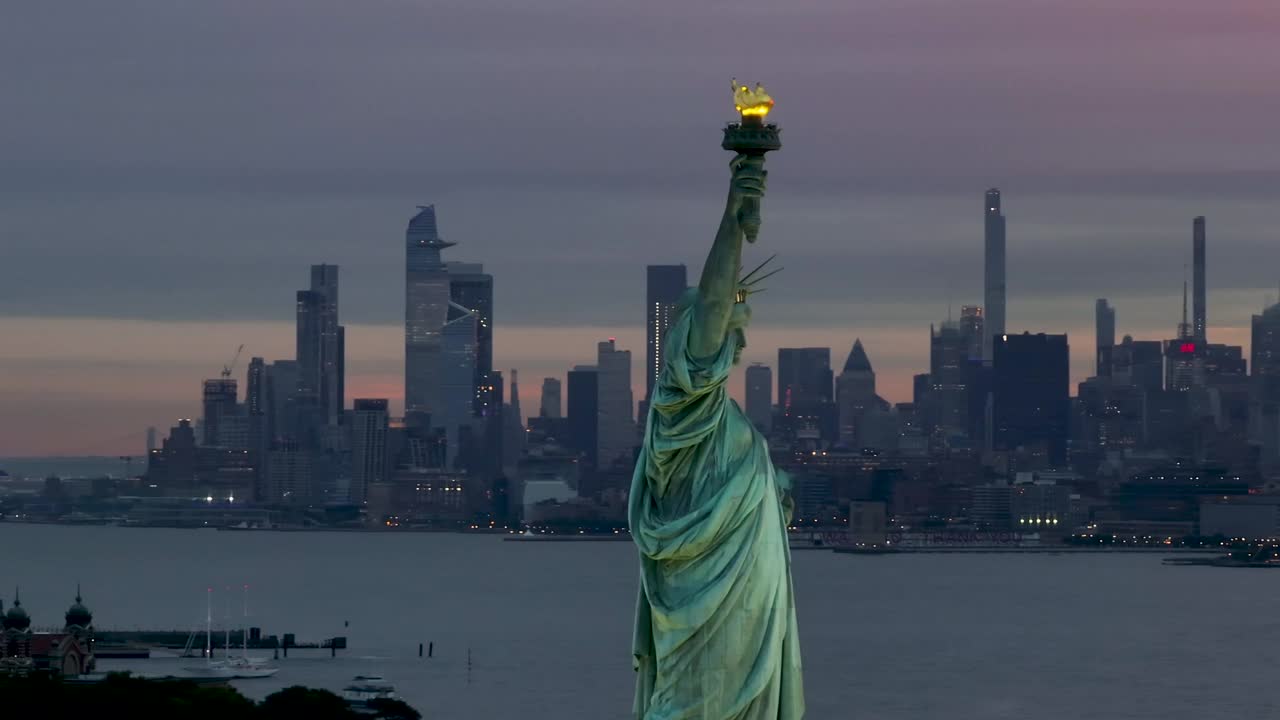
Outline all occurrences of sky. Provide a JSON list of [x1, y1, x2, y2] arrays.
[[3, 0, 1280, 456]]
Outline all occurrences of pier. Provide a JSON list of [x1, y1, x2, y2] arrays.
[[94, 629, 347, 658]]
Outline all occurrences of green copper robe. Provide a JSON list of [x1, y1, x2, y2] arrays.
[[629, 302, 804, 719]]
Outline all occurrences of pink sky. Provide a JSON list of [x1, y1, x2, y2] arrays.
[[0, 314, 1255, 456]]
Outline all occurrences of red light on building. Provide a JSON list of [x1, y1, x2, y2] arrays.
[[1179, 342, 1196, 354]]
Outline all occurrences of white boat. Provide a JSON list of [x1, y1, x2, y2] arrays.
[[343, 675, 398, 712]]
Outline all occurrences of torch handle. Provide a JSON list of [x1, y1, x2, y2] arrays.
[[739, 196, 761, 243]]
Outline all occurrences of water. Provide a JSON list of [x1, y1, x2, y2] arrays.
[[3, 523, 1278, 719], [0, 456, 130, 480]]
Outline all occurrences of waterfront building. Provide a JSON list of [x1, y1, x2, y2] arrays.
[[350, 399, 390, 503], [0, 591, 94, 677]]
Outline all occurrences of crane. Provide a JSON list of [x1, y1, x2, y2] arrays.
[[221, 344, 245, 380]]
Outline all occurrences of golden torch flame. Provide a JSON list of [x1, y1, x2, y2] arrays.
[[732, 79, 774, 118]]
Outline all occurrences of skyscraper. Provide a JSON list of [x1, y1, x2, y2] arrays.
[[265, 360, 298, 442], [201, 379, 237, 447], [993, 332, 1069, 466], [983, 188, 1006, 366], [1250, 301, 1280, 463], [350, 399, 389, 503], [245, 356, 269, 498], [1251, 300, 1280, 382], [245, 357, 266, 416], [439, 302, 479, 461], [405, 205, 494, 448], [596, 339, 635, 469], [745, 363, 772, 432], [836, 340, 884, 448], [504, 368, 526, 465], [1110, 336, 1164, 393], [294, 265, 344, 429], [1095, 299, 1116, 376], [448, 261, 495, 417], [540, 378, 562, 419], [929, 310, 984, 449], [1165, 282, 1201, 392], [1193, 216, 1207, 342], [646, 265, 688, 402], [777, 348, 833, 416], [405, 205, 455, 418], [567, 365, 599, 468]]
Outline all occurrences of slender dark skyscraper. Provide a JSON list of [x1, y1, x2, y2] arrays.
[[646, 265, 688, 402], [246, 357, 266, 416], [296, 265, 344, 430], [745, 363, 772, 433], [982, 188, 1006, 366], [448, 261, 495, 417], [567, 365, 599, 468], [1095, 299, 1115, 376], [1193, 216, 1207, 342]]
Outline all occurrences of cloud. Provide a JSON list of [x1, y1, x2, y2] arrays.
[[4, 0, 1280, 453]]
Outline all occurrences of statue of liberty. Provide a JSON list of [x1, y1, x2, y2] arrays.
[[629, 83, 804, 719]]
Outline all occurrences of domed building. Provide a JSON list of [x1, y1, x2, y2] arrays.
[[0, 589, 95, 677], [1, 591, 34, 673]]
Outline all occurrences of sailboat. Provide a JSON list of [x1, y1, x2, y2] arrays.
[[209, 585, 277, 675], [184, 587, 279, 679]]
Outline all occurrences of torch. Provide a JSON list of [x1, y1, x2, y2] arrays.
[[722, 79, 781, 243]]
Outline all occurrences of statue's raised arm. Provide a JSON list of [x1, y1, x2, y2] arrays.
[[688, 154, 766, 359]]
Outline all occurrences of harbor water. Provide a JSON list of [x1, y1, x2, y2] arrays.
[[3, 524, 1279, 719]]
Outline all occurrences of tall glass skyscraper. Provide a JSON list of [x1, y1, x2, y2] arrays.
[[646, 265, 688, 402], [404, 205, 493, 461], [447, 261, 495, 417], [439, 304, 479, 462], [405, 206, 455, 418], [296, 264, 344, 433]]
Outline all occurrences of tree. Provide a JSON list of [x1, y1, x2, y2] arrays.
[[258, 686, 359, 720], [368, 697, 423, 720]]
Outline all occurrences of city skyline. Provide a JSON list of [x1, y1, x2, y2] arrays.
[[0, 208, 1267, 456], [6, 1, 1280, 455]]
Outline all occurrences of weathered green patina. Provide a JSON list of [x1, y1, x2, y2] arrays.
[[629, 150, 804, 719]]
